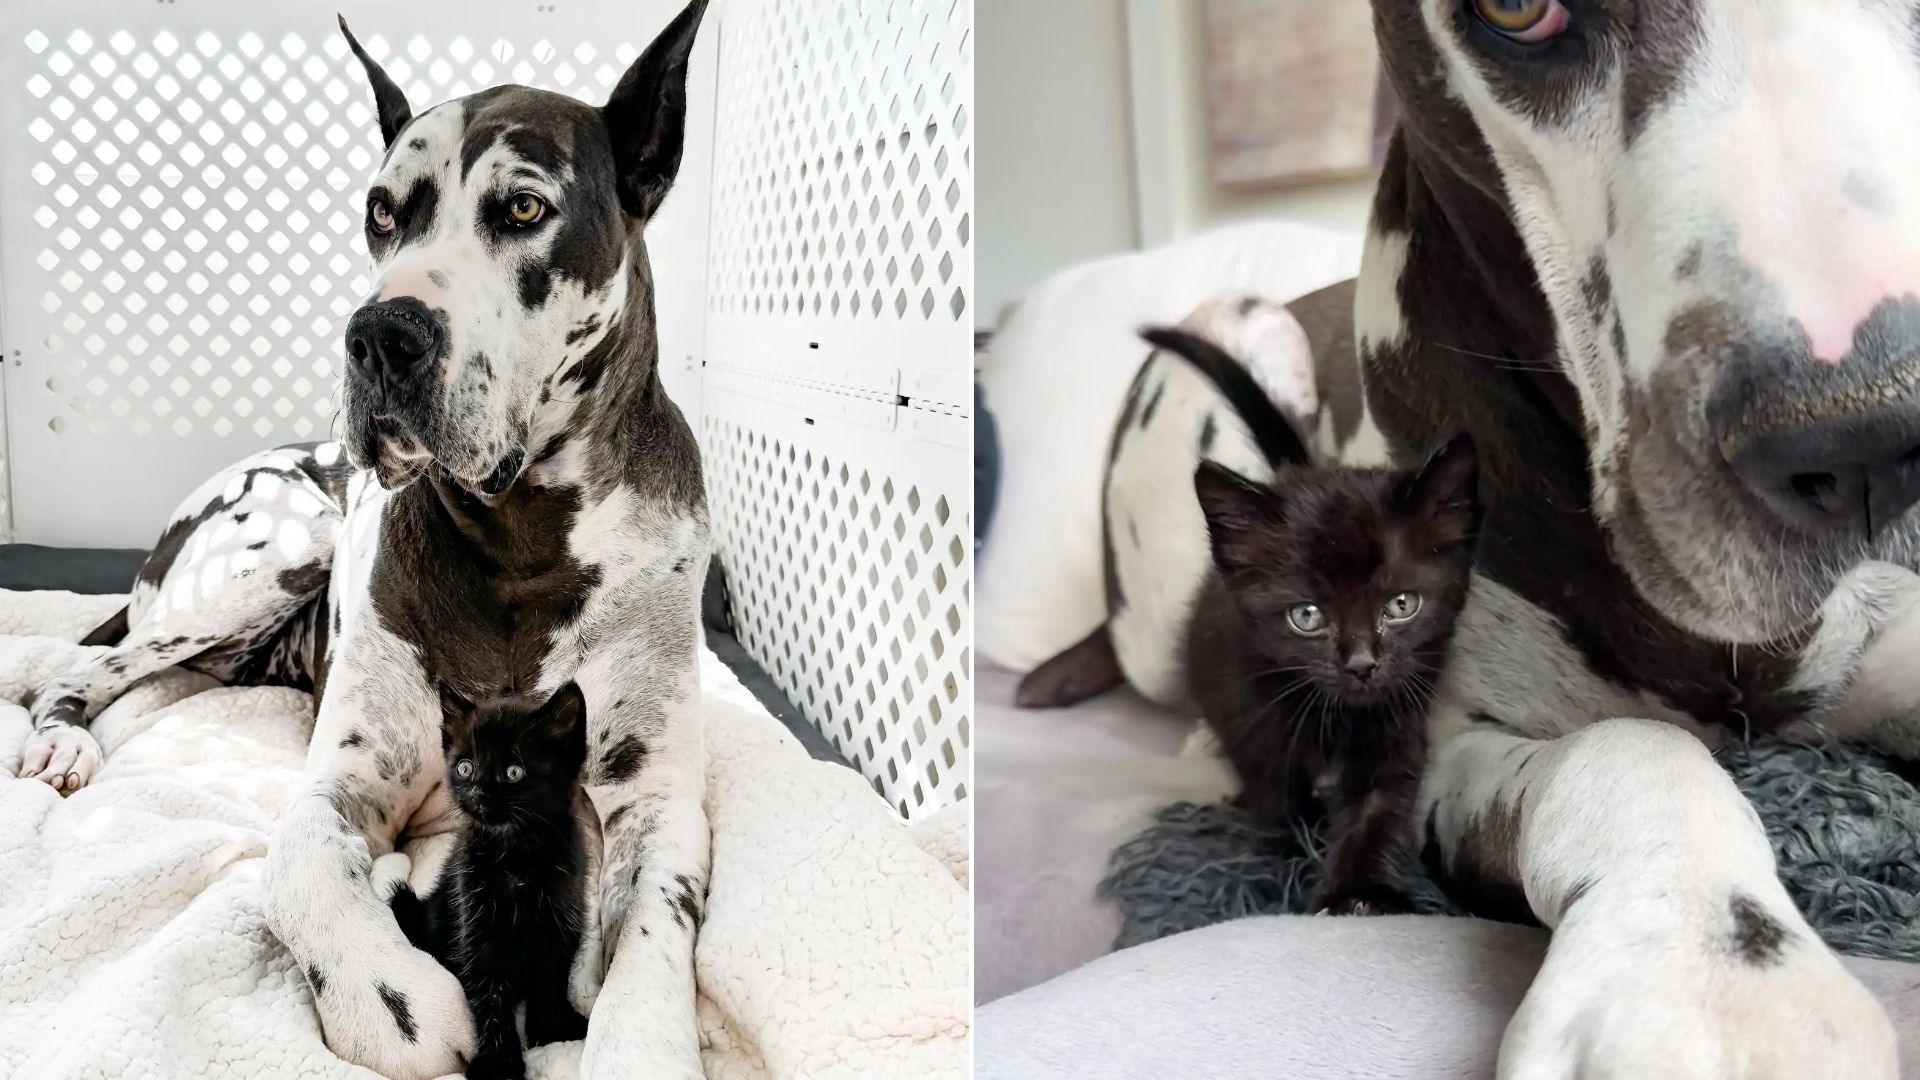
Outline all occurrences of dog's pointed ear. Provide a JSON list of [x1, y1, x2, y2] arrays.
[[338, 15, 413, 148], [602, 0, 708, 220], [1194, 461, 1286, 578], [1397, 433, 1480, 549]]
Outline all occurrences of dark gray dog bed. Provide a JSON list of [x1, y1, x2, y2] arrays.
[[1102, 739, 1920, 959]]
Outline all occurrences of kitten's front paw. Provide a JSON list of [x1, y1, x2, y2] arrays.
[[464, 1047, 527, 1080], [1310, 884, 1413, 917], [524, 1005, 589, 1048]]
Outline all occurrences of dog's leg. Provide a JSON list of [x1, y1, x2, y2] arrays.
[[576, 591, 708, 1080], [20, 462, 339, 792], [262, 622, 476, 1080], [1423, 710, 1895, 1078]]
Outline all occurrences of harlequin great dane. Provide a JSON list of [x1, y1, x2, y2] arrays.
[[1031, 0, 1920, 1075], [16, 4, 711, 1077]]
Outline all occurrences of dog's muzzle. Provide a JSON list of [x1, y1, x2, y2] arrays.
[[345, 297, 442, 402], [1709, 301, 1920, 540]]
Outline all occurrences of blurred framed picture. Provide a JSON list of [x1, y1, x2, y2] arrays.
[[1203, 0, 1397, 188]]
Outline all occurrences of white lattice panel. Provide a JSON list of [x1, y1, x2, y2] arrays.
[[702, 0, 972, 818], [0, 0, 715, 546]]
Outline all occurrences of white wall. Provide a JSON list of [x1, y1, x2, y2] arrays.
[[975, 0, 1140, 326], [975, 0, 1377, 327]]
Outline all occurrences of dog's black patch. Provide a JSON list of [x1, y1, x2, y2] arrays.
[[1581, 255, 1612, 326], [1676, 243, 1704, 280], [277, 561, 331, 599], [601, 735, 649, 783], [666, 873, 702, 930], [1727, 891, 1788, 966], [1139, 380, 1166, 428], [672, 558, 688, 573], [1198, 412, 1218, 453], [518, 263, 553, 309], [246, 540, 268, 551], [376, 982, 419, 1042], [566, 314, 602, 345], [340, 730, 365, 749], [306, 964, 327, 996], [409, 137, 428, 152], [233, 512, 251, 524], [606, 801, 635, 830]]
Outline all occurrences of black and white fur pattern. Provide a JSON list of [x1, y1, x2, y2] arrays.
[[1328, 1, 1920, 1075], [20, 6, 714, 1078]]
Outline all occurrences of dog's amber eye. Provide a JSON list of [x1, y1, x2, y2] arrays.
[[507, 192, 546, 225], [1475, 0, 1546, 30], [1472, 0, 1567, 41], [368, 199, 395, 234]]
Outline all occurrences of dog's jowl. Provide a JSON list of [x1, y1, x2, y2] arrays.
[[21, 3, 714, 1077]]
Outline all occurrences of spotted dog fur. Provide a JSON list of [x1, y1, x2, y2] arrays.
[[22, 5, 712, 1078], [1299, 1, 1920, 1075]]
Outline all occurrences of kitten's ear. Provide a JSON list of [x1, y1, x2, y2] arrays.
[[1194, 461, 1286, 576], [602, 0, 708, 220], [437, 682, 474, 751], [534, 682, 587, 741], [1397, 433, 1480, 548], [438, 682, 475, 725], [337, 17, 413, 148]]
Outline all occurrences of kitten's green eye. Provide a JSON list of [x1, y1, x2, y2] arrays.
[[454, 759, 475, 780], [1286, 603, 1327, 635], [1383, 592, 1422, 622], [505, 764, 526, 783]]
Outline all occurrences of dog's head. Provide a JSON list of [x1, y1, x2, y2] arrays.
[[1377, 0, 1920, 641], [335, 1, 704, 494]]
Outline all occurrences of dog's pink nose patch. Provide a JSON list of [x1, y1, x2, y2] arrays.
[[377, 267, 449, 307]]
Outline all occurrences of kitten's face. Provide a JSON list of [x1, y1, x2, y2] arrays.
[[438, 682, 588, 827], [1197, 437, 1480, 708]]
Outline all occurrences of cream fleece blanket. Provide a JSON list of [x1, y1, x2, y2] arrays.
[[0, 589, 969, 1079]]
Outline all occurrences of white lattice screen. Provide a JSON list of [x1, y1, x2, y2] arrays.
[[702, 0, 971, 818], [0, 0, 970, 820], [0, 0, 714, 547]]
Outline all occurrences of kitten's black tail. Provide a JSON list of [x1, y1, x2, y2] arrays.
[[387, 882, 433, 953], [1140, 325, 1312, 469]]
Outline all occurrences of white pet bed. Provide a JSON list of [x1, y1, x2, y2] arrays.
[[0, 590, 969, 1080]]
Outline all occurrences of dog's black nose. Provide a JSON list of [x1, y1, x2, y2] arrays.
[[1723, 412, 1920, 538], [346, 298, 440, 386]]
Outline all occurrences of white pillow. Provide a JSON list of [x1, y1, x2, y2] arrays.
[[975, 222, 1365, 672]]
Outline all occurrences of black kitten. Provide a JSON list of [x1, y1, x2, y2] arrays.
[[1132, 323, 1482, 914], [1187, 437, 1480, 914], [388, 682, 592, 1080]]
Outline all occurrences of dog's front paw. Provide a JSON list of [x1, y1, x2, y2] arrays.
[[309, 942, 476, 1080], [18, 724, 103, 794], [1501, 886, 1894, 1079]]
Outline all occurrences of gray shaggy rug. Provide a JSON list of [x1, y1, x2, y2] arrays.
[[1100, 739, 1920, 958]]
